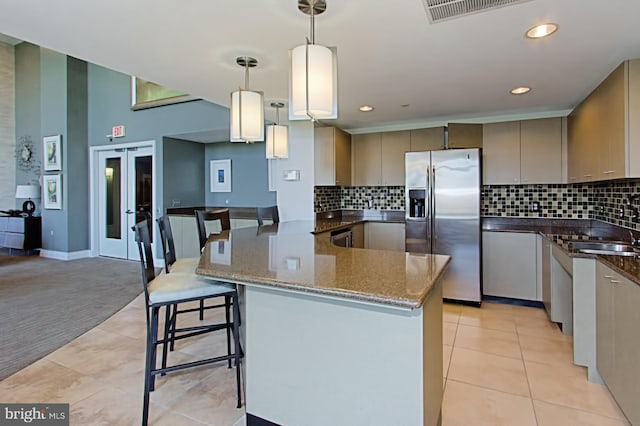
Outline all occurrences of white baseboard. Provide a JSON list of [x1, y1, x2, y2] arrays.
[[39, 249, 92, 261]]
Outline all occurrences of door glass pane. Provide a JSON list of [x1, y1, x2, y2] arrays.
[[105, 157, 121, 239], [135, 155, 153, 240]]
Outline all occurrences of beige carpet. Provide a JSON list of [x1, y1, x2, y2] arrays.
[[0, 251, 142, 380]]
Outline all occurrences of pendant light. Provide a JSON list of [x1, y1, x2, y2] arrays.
[[289, 0, 338, 121], [230, 56, 264, 142], [266, 102, 289, 159]]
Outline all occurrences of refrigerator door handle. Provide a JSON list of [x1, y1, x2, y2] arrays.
[[431, 165, 436, 241]]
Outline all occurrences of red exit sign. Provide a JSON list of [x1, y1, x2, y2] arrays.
[[112, 125, 126, 138]]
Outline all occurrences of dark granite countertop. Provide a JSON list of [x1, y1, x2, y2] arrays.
[[482, 217, 640, 286]]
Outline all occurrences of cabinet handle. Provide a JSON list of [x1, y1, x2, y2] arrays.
[[604, 275, 613, 278], [610, 280, 621, 284], [583, 174, 593, 177], [569, 176, 576, 181]]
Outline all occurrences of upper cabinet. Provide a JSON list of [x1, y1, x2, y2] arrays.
[[483, 117, 564, 185], [381, 131, 410, 185], [314, 126, 352, 186], [568, 59, 640, 183], [352, 130, 412, 186], [410, 127, 445, 151], [352, 132, 382, 186], [520, 118, 563, 184], [448, 123, 483, 149], [483, 121, 521, 184]]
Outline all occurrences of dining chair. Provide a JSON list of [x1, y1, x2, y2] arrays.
[[133, 220, 241, 426], [256, 205, 280, 226]]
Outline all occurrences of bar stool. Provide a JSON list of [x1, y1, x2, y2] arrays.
[[256, 205, 280, 226], [157, 215, 231, 351], [195, 209, 232, 320], [133, 220, 241, 426]]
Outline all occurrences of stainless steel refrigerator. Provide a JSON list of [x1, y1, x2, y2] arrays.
[[405, 149, 482, 304]]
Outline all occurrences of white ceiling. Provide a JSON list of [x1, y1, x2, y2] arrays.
[[1, 0, 639, 133]]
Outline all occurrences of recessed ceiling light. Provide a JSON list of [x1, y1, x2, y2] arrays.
[[359, 105, 374, 112], [510, 86, 531, 95], [526, 23, 558, 39]]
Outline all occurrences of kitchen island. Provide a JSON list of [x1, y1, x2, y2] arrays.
[[196, 221, 450, 426]]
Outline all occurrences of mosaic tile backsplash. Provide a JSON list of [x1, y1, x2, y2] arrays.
[[482, 184, 594, 219], [315, 180, 640, 231], [315, 186, 405, 211]]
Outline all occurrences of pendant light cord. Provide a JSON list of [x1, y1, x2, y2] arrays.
[[244, 61, 250, 90]]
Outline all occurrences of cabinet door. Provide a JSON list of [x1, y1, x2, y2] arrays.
[[352, 223, 365, 248], [447, 123, 482, 148], [314, 127, 335, 186], [334, 127, 352, 186], [482, 121, 521, 184], [381, 131, 410, 186], [595, 64, 625, 180], [612, 273, 640, 425], [595, 262, 615, 387], [352, 133, 382, 186], [366, 222, 405, 251], [482, 231, 537, 300], [409, 127, 444, 151], [520, 118, 563, 184]]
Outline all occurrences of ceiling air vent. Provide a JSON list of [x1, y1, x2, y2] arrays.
[[422, 0, 533, 23]]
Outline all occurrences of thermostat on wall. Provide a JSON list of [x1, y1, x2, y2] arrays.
[[283, 170, 300, 181]]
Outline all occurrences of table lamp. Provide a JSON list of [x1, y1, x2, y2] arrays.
[[15, 184, 40, 216]]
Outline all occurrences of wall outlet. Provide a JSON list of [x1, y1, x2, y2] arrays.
[[530, 201, 540, 212]]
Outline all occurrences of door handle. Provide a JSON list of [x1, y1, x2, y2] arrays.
[[125, 210, 134, 214]]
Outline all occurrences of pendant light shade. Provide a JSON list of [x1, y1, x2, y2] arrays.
[[266, 102, 288, 159], [230, 57, 264, 143], [289, 0, 338, 121]]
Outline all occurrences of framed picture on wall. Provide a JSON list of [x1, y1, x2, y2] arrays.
[[43, 174, 62, 210], [43, 135, 62, 171], [210, 159, 231, 192]]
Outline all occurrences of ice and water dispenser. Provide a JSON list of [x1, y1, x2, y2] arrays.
[[408, 189, 426, 219]]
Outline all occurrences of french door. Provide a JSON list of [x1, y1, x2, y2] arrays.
[[97, 146, 154, 260]]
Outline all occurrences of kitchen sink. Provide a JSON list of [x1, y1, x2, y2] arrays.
[[568, 241, 639, 257]]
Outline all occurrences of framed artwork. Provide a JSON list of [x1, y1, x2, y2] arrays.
[[210, 159, 232, 192], [43, 135, 62, 171], [131, 77, 199, 110], [43, 174, 62, 210]]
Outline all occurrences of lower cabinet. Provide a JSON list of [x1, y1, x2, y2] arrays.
[[596, 262, 640, 425], [482, 231, 538, 300], [365, 222, 405, 251], [352, 223, 365, 248], [0, 216, 41, 250], [168, 215, 257, 259]]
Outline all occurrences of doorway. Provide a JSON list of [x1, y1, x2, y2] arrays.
[[91, 141, 156, 260]]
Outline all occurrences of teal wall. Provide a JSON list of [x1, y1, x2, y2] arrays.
[[163, 137, 205, 209], [14, 43, 275, 253], [205, 142, 276, 207]]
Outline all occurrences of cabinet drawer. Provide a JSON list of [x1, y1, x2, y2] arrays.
[[7, 217, 25, 233], [3, 232, 25, 249]]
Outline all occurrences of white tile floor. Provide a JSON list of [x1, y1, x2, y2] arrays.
[[0, 296, 630, 425]]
